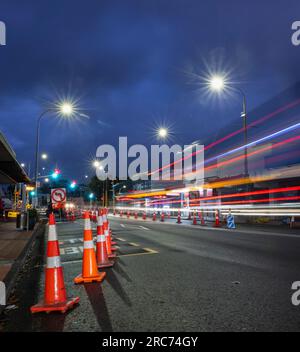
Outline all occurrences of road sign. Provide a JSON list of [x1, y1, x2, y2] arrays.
[[51, 188, 67, 205]]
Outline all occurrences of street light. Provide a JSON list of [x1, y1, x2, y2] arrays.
[[209, 75, 225, 92], [208, 75, 248, 177], [157, 127, 168, 139], [93, 160, 100, 168], [60, 103, 73, 116], [34, 102, 74, 207], [41, 153, 48, 160]]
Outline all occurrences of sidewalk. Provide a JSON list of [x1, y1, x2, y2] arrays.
[[0, 222, 34, 283]]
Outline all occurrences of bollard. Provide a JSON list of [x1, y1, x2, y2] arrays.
[[227, 210, 236, 229]]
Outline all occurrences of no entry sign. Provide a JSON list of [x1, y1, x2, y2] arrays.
[[51, 188, 67, 205]]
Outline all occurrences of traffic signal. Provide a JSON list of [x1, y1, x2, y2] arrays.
[[51, 168, 61, 179], [70, 181, 77, 189]]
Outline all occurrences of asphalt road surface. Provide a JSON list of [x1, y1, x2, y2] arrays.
[[2, 216, 300, 332]]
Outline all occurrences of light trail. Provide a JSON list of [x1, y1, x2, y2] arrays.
[[148, 99, 300, 177], [147, 185, 300, 206], [186, 134, 300, 176]]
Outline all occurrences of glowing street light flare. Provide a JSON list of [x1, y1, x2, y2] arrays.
[[209, 75, 225, 91], [41, 153, 48, 160], [158, 128, 168, 139], [93, 160, 100, 168], [60, 102, 73, 116]]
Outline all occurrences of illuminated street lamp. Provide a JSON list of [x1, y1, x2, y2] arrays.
[[93, 160, 100, 168], [41, 153, 48, 160], [208, 75, 248, 176], [209, 75, 225, 92], [34, 102, 75, 207], [157, 127, 168, 139]]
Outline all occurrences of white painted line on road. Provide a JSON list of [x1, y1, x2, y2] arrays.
[[120, 224, 126, 228], [129, 242, 139, 247], [139, 226, 150, 230], [115, 237, 126, 241]]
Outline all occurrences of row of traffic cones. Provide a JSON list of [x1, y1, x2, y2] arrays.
[[115, 208, 223, 227], [31, 208, 117, 314]]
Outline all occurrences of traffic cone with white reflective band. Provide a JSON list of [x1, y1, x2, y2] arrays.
[[199, 211, 205, 225], [214, 209, 220, 227], [31, 213, 79, 314], [103, 209, 116, 259], [177, 211, 182, 224], [160, 212, 165, 222], [109, 228, 117, 249], [96, 210, 114, 268], [74, 211, 106, 284], [143, 212, 146, 220]]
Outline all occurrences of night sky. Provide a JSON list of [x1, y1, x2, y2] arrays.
[[0, 0, 300, 181]]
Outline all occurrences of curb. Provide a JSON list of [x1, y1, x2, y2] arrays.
[[0, 220, 46, 315]]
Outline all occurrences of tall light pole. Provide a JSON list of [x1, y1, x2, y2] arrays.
[[209, 76, 249, 177], [34, 102, 74, 207]]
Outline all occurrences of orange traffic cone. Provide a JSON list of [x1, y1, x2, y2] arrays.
[[31, 213, 79, 313], [143, 212, 146, 220], [103, 209, 116, 259], [152, 212, 156, 221], [160, 212, 165, 222], [199, 211, 205, 225], [192, 211, 197, 225], [109, 229, 117, 250], [74, 211, 106, 284], [96, 210, 114, 268], [214, 209, 220, 227]]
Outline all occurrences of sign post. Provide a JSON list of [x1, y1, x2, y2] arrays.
[[51, 188, 67, 207]]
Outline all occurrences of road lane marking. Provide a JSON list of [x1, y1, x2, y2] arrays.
[[115, 237, 126, 241], [128, 242, 139, 247], [139, 226, 150, 230], [120, 248, 158, 257], [61, 247, 158, 263], [120, 224, 126, 228]]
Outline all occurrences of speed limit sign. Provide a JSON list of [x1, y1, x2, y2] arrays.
[[51, 188, 67, 205]]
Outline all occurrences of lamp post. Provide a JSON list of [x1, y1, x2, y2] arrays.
[[208, 76, 249, 177], [34, 103, 74, 207]]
